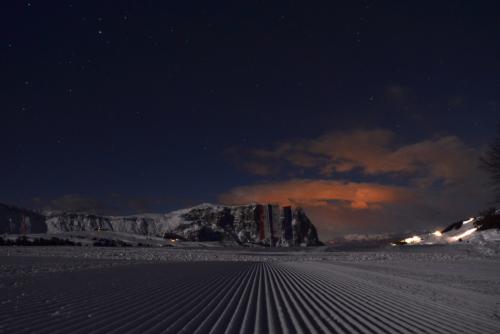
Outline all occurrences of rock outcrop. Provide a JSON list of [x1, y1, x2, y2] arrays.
[[0, 203, 322, 247], [0, 203, 46, 234]]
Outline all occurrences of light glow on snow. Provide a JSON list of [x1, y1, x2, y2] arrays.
[[432, 230, 442, 237], [403, 236, 422, 244], [462, 218, 474, 225], [449, 228, 477, 242]]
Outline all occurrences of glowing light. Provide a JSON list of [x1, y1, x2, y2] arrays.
[[170, 239, 177, 242], [449, 228, 477, 242], [462, 218, 474, 224], [403, 236, 422, 244], [433, 230, 442, 237]]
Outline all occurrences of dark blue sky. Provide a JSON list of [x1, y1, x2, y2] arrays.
[[1, 1, 499, 233]]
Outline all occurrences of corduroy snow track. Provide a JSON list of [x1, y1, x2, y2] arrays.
[[1, 261, 499, 334]]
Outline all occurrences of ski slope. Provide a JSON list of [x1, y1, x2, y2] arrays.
[[1, 254, 499, 333]]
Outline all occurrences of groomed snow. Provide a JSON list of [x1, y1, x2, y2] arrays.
[[0, 246, 499, 333]]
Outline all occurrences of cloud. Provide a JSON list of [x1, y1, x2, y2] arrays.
[[220, 178, 491, 238], [225, 147, 283, 176], [39, 194, 109, 214], [240, 161, 279, 176], [218, 178, 418, 238], [219, 179, 410, 209], [236, 129, 478, 186], [218, 179, 420, 236], [33, 194, 197, 215], [221, 128, 492, 239]]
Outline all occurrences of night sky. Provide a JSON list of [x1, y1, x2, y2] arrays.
[[2, 1, 499, 238]]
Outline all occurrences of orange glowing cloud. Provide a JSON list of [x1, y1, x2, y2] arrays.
[[219, 179, 410, 210], [222, 129, 491, 238], [233, 129, 478, 186]]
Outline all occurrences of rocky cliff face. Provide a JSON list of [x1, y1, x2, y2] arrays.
[[0, 203, 46, 234], [1, 203, 322, 247], [164, 204, 321, 246]]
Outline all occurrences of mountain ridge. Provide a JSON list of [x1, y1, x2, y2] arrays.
[[0, 202, 322, 247]]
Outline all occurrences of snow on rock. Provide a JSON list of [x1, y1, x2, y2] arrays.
[[45, 213, 114, 233], [0, 202, 322, 247]]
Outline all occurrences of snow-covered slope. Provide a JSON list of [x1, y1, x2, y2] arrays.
[[396, 209, 500, 246], [2, 254, 500, 333]]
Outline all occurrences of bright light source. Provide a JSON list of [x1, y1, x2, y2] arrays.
[[433, 230, 442, 237], [403, 236, 422, 244], [449, 228, 477, 242], [462, 218, 474, 224]]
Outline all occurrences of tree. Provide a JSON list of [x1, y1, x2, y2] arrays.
[[481, 123, 500, 204]]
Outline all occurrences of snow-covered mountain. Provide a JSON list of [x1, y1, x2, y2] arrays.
[[0, 202, 321, 247]]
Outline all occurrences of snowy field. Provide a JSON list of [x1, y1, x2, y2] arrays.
[[1, 246, 500, 333]]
